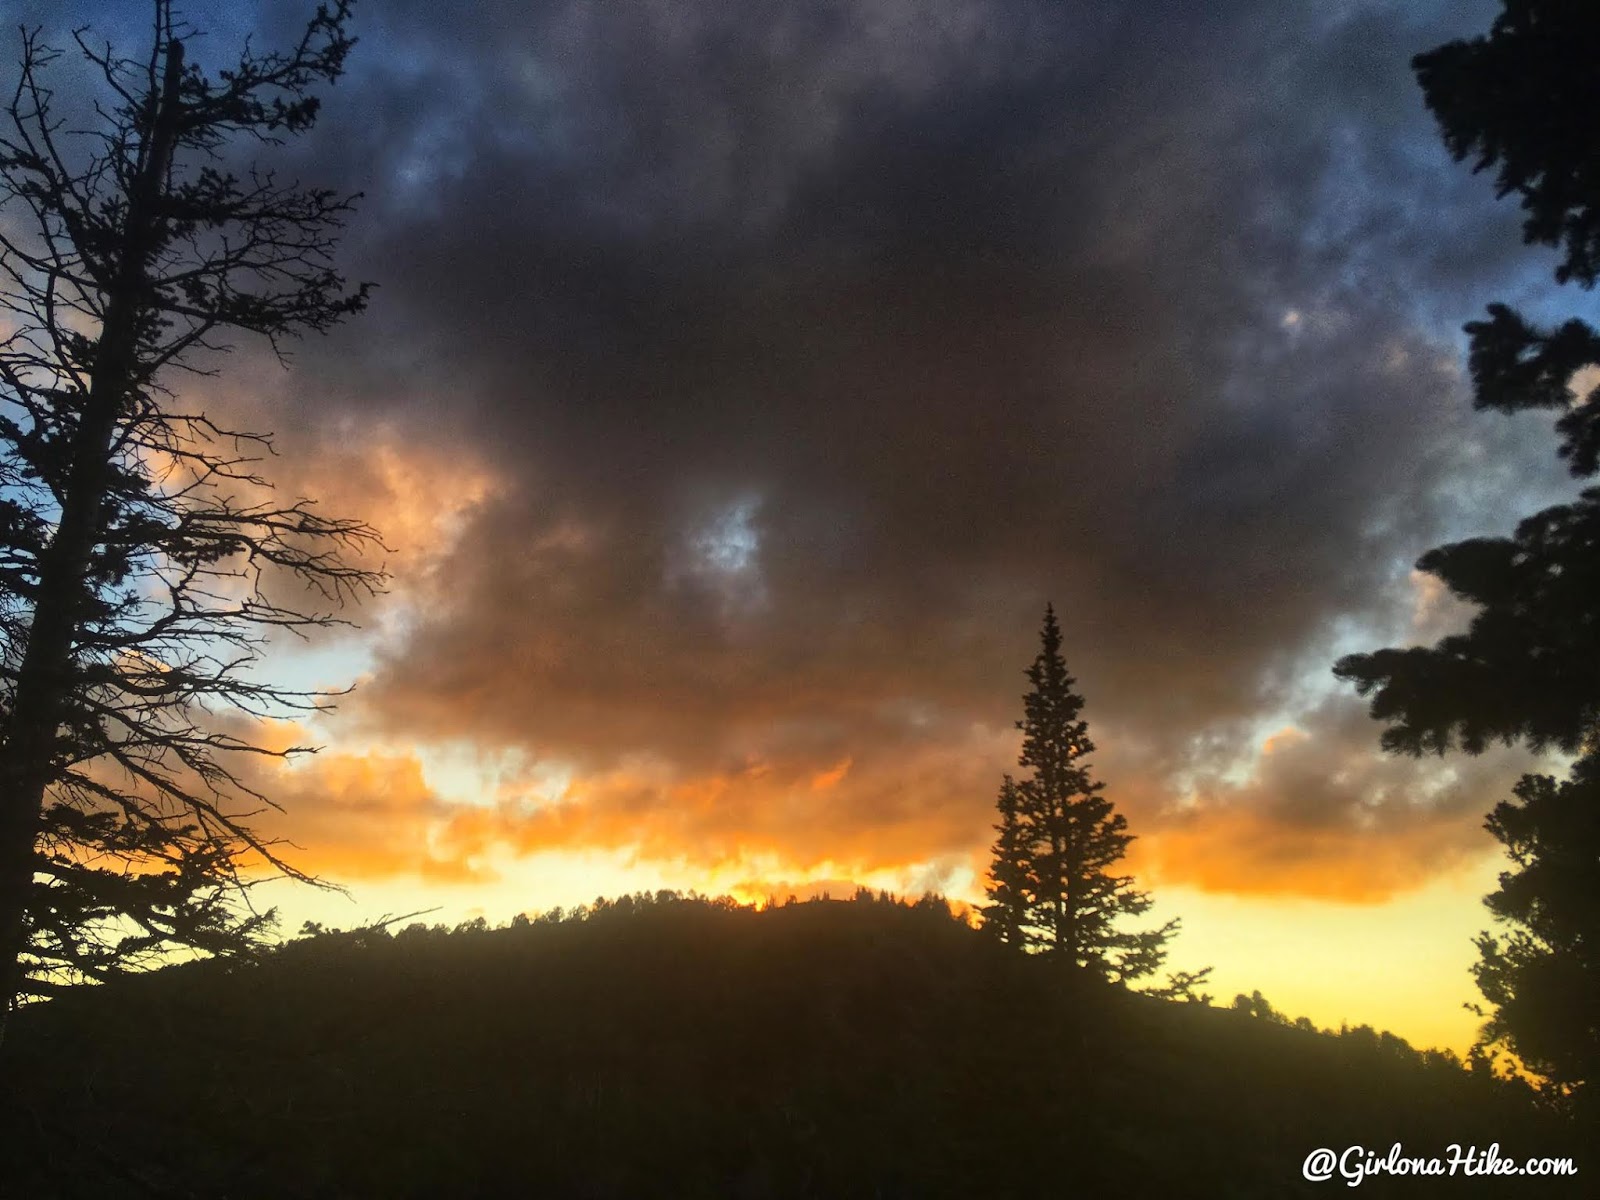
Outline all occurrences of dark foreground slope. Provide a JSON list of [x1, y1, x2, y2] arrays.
[[0, 894, 1583, 1198]]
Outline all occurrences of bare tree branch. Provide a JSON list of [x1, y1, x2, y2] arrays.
[[0, 0, 377, 1029]]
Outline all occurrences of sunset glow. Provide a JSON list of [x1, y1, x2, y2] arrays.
[[17, 0, 1595, 1062]]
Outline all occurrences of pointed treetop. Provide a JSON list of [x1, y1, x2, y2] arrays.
[[1022, 604, 1081, 734], [1031, 604, 1066, 676]]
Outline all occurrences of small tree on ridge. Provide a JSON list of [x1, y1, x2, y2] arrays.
[[983, 606, 1205, 997]]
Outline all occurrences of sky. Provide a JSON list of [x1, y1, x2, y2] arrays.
[[15, 0, 1597, 1053]]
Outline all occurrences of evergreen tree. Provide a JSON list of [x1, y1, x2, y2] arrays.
[[1334, 0, 1600, 1101], [1470, 753, 1600, 1108], [980, 775, 1030, 948], [1335, 1, 1600, 760], [983, 606, 1190, 987]]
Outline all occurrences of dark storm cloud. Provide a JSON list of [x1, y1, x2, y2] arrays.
[[326, 1, 1542, 735], [11, 0, 1566, 891]]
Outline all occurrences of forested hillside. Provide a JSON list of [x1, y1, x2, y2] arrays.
[[1, 893, 1579, 1198]]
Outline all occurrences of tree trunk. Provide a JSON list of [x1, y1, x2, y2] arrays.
[[0, 40, 184, 1043]]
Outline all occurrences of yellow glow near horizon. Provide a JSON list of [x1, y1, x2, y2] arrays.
[[244, 709, 1513, 1060], [1152, 862, 1504, 1054], [260, 833, 1508, 1058]]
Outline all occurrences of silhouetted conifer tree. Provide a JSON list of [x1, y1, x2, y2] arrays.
[[983, 606, 1193, 988], [1471, 752, 1600, 1108], [1335, 0, 1600, 1105], [980, 775, 1030, 947]]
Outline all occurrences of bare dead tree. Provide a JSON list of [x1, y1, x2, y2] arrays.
[[0, 0, 380, 1036]]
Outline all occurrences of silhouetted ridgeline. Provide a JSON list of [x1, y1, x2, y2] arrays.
[[1, 892, 1581, 1198]]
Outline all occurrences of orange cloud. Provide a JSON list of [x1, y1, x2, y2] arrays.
[[1134, 808, 1488, 903], [102, 649, 1536, 909], [435, 727, 1016, 884], [1259, 725, 1308, 757], [171, 363, 499, 572], [253, 748, 493, 885], [58, 709, 481, 889], [239, 690, 1529, 908], [1105, 698, 1541, 903], [284, 435, 498, 570], [810, 758, 853, 791]]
